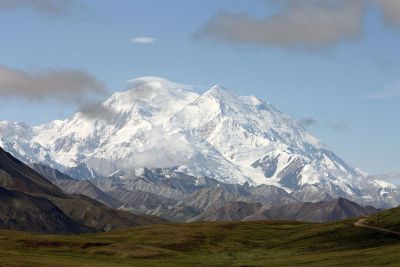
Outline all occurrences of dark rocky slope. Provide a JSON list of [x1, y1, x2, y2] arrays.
[[0, 147, 165, 233]]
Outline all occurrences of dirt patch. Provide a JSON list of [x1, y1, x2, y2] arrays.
[[17, 239, 73, 248], [80, 242, 111, 249]]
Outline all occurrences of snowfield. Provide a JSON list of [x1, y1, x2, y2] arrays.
[[0, 77, 398, 207]]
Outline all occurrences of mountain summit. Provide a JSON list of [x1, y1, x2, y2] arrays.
[[0, 77, 397, 207]]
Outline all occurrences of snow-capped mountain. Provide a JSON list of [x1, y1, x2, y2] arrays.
[[0, 77, 397, 207]]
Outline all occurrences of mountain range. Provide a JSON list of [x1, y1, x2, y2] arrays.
[[190, 198, 377, 223], [0, 77, 398, 208], [30, 163, 377, 223]]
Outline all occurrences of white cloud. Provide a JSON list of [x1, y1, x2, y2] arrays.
[[130, 37, 156, 44], [118, 126, 196, 170]]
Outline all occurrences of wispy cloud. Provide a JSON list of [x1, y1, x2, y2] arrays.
[[330, 121, 348, 131], [0, 65, 116, 122], [365, 82, 400, 100], [196, 0, 365, 49], [378, 0, 400, 28], [0, 0, 86, 17], [79, 101, 118, 123], [369, 173, 400, 181], [0, 65, 106, 104], [130, 37, 156, 44], [299, 117, 318, 128], [299, 116, 347, 131], [196, 0, 400, 49]]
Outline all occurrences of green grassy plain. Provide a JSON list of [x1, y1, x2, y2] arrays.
[[0, 220, 399, 267], [366, 206, 400, 232]]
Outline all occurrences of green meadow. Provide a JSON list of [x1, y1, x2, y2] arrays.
[[0, 220, 399, 267]]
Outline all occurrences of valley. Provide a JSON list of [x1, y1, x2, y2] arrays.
[[2, 1, 400, 266]]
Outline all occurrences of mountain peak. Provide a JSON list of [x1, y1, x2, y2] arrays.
[[199, 85, 242, 113], [209, 84, 224, 92], [106, 76, 196, 105], [204, 85, 235, 99], [104, 77, 198, 114]]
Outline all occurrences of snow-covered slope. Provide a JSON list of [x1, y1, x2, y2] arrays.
[[0, 77, 397, 207]]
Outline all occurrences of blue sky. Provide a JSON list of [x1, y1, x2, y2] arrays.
[[0, 0, 399, 177]]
